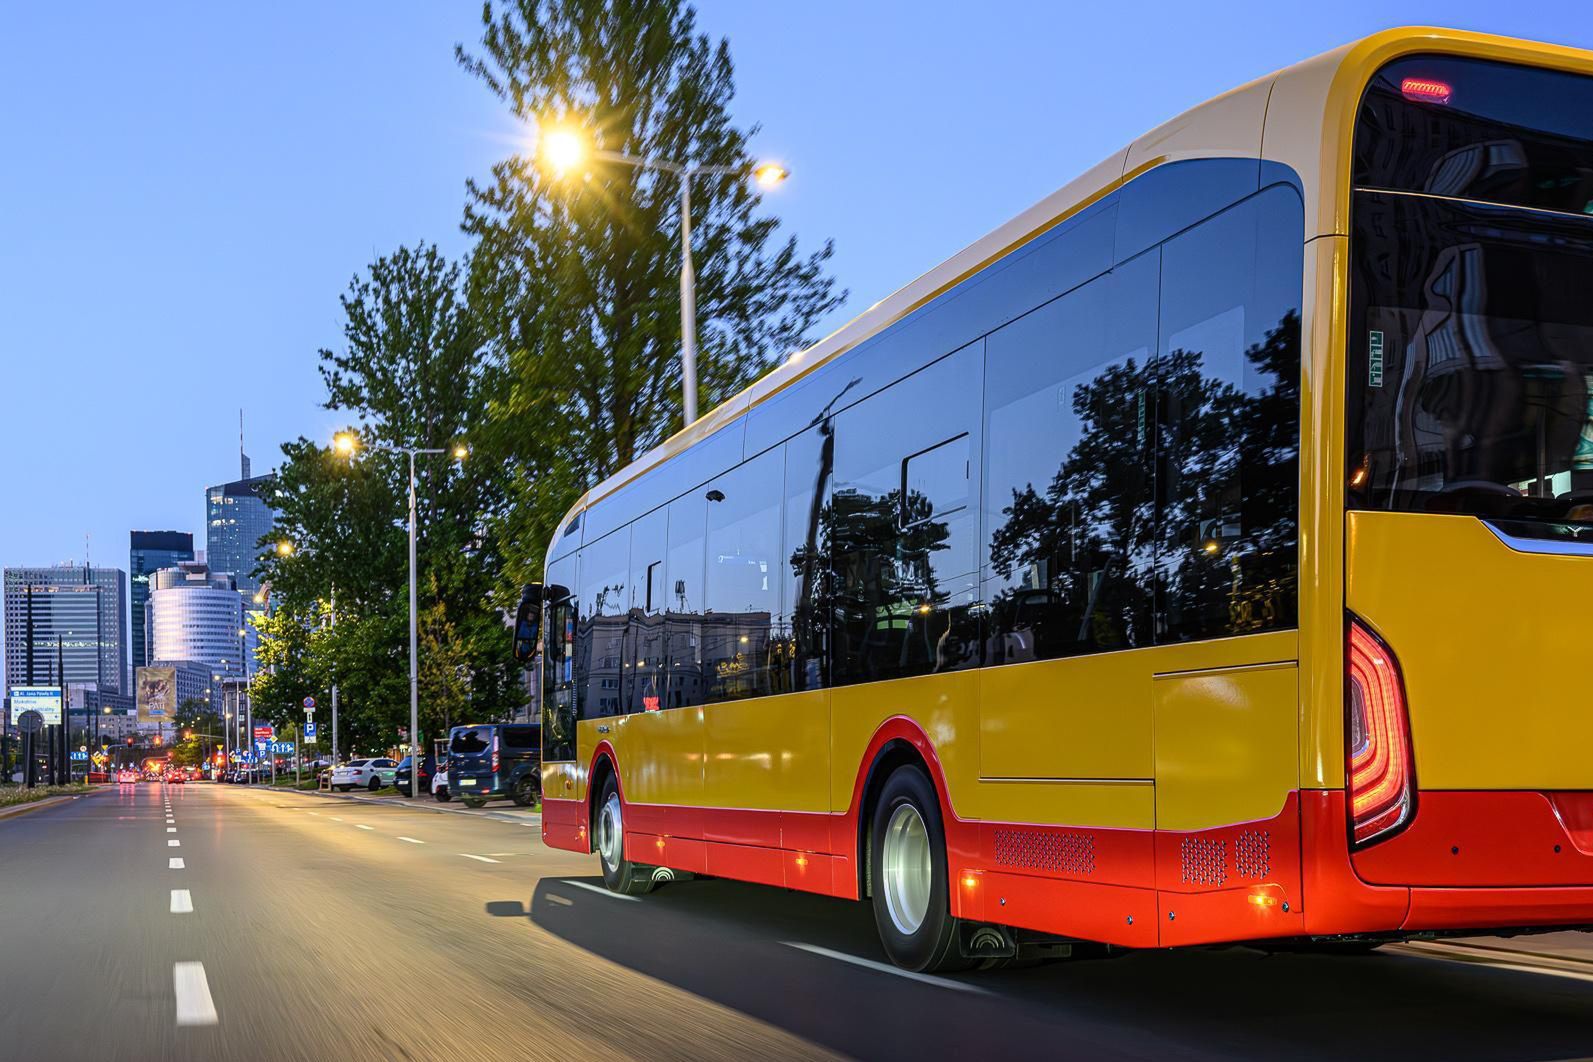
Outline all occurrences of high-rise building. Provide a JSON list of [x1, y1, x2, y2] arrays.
[[205, 452, 277, 598], [148, 562, 247, 680], [129, 531, 194, 678], [2, 564, 128, 697]]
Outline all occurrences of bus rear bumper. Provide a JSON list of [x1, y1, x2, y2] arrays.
[[1301, 789, 1593, 937]]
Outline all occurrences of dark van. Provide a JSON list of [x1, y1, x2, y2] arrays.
[[448, 723, 541, 808]]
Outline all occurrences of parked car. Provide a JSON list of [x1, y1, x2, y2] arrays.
[[447, 724, 541, 808], [329, 758, 398, 792], [392, 755, 435, 797], [432, 758, 451, 802]]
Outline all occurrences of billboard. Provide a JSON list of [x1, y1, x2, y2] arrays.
[[136, 666, 177, 725], [11, 686, 63, 726]]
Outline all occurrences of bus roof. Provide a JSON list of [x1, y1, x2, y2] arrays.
[[551, 26, 1593, 551]]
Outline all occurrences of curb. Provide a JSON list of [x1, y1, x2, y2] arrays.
[[0, 789, 98, 821]]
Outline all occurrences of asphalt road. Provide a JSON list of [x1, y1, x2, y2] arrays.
[[2, 784, 1592, 1062]]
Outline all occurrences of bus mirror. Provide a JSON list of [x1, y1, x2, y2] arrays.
[[512, 584, 544, 663]]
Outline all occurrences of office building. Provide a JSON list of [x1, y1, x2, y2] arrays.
[[205, 453, 277, 598], [2, 564, 128, 697], [148, 563, 246, 680], [129, 530, 194, 678]]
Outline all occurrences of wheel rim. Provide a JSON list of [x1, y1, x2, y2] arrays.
[[598, 793, 624, 872], [881, 803, 932, 936]]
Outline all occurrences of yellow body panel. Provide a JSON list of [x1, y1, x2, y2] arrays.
[[1153, 662, 1299, 831], [703, 690, 830, 813], [1348, 513, 1593, 791], [590, 708, 703, 807], [978, 651, 1155, 781]]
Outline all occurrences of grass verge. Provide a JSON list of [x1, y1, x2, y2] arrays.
[[0, 783, 92, 809]]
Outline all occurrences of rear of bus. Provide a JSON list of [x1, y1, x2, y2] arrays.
[[1340, 48, 1593, 931]]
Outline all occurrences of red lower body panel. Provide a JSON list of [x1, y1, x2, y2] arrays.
[[542, 783, 1593, 945]]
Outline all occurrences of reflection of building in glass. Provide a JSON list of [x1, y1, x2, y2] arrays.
[[2, 564, 128, 697]]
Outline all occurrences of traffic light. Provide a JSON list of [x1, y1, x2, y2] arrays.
[[126, 737, 134, 746], [153, 735, 163, 747]]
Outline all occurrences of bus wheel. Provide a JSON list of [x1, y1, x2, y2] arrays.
[[869, 766, 969, 972], [596, 776, 656, 896]]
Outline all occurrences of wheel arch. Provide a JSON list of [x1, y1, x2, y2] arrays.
[[585, 741, 620, 855], [850, 717, 959, 901]]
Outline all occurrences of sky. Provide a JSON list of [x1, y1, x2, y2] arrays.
[[2, 0, 1589, 583]]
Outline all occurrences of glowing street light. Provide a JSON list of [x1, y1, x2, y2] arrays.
[[533, 118, 792, 425], [333, 431, 358, 456]]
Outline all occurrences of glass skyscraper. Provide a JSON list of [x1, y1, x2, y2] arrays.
[[129, 530, 194, 677], [2, 564, 128, 696], [205, 459, 277, 597]]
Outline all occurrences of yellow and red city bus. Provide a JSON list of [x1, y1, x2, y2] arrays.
[[529, 27, 1593, 969]]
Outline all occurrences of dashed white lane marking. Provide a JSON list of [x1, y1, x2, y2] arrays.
[[783, 942, 992, 995], [170, 889, 193, 914], [308, 811, 320, 816], [169, 858, 185, 869], [329, 816, 344, 822], [561, 879, 639, 902], [355, 825, 374, 831], [458, 854, 501, 864], [168, 839, 181, 847], [398, 837, 424, 844], [486, 852, 516, 857], [167, 827, 177, 833], [173, 962, 218, 1026]]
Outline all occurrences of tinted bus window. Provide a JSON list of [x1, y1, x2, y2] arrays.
[[624, 506, 668, 712], [781, 426, 831, 693], [664, 492, 707, 708], [703, 448, 783, 702], [1348, 192, 1593, 535], [833, 345, 982, 684], [575, 527, 630, 719], [1156, 186, 1302, 642], [541, 553, 577, 762], [983, 260, 1157, 664]]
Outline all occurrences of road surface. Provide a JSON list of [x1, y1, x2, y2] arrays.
[[2, 783, 1591, 1061]]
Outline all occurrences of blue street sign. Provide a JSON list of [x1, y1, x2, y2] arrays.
[[304, 720, 318, 743]]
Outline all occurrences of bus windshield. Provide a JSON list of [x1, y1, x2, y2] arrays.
[[1349, 56, 1593, 538]]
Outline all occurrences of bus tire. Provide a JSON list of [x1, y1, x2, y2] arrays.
[[595, 774, 656, 896], [869, 765, 970, 973]]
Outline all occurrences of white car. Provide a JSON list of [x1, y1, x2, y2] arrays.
[[330, 758, 398, 792], [432, 761, 450, 802]]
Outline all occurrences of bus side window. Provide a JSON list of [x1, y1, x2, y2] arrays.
[[541, 554, 578, 762], [575, 526, 630, 719], [702, 448, 783, 704], [625, 506, 668, 713], [1155, 186, 1302, 642], [664, 492, 707, 709]]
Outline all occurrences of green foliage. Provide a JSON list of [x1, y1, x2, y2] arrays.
[[254, 1, 842, 749], [459, 0, 844, 587]]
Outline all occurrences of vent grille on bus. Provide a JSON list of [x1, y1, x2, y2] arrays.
[[993, 828, 1095, 875], [1180, 837, 1227, 887], [1234, 830, 1271, 880]]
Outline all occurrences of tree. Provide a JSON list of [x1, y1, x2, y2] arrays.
[[458, 0, 845, 587]]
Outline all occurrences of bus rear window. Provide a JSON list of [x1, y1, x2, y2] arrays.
[[1348, 192, 1593, 529]]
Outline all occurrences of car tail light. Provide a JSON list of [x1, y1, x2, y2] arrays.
[[1346, 616, 1416, 847], [492, 732, 500, 774]]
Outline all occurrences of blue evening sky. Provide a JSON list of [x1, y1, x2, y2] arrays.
[[0, 0, 1586, 582]]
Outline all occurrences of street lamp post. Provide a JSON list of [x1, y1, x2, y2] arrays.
[[538, 127, 788, 425], [333, 433, 466, 797]]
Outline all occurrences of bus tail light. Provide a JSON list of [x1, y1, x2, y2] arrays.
[[491, 732, 500, 774], [1346, 617, 1415, 848]]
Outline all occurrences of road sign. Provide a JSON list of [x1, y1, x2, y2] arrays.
[[12, 687, 62, 726], [304, 720, 318, 744], [302, 696, 316, 712], [16, 710, 44, 735]]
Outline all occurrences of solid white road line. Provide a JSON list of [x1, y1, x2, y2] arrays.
[[561, 879, 639, 903], [173, 962, 218, 1027], [170, 889, 193, 914], [169, 858, 185, 869], [168, 839, 181, 847], [783, 942, 992, 995], [397, 837, 424, 844], [356, 825, 374, 831], [458, 854, 501, 864]]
